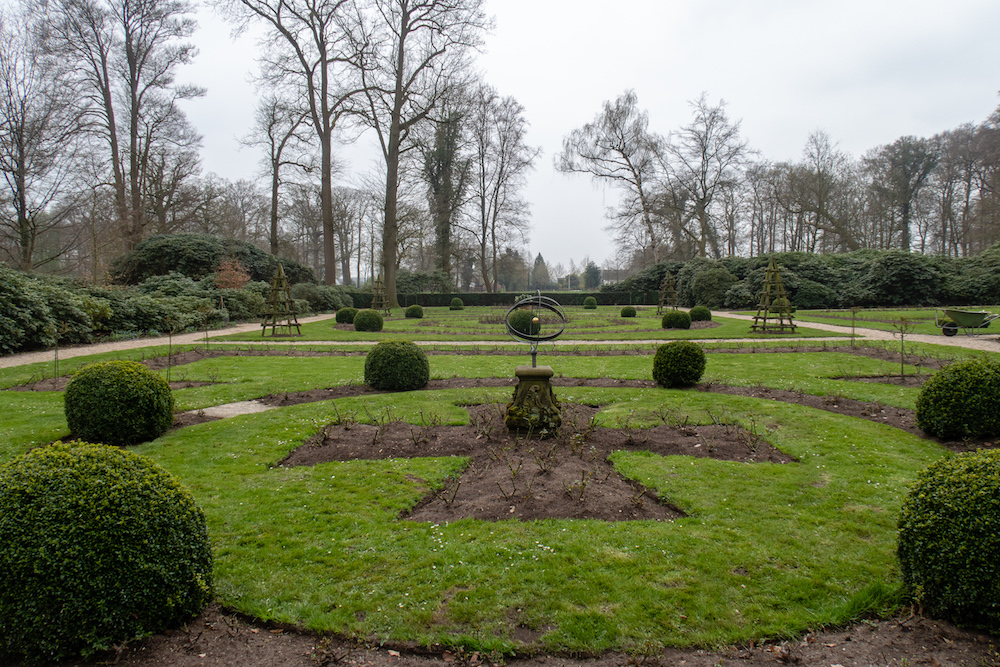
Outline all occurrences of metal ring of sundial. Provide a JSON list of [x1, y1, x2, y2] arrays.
[[504, 293, 567, 344]]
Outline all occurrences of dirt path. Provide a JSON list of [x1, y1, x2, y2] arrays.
[[3, 311, 997, 371]]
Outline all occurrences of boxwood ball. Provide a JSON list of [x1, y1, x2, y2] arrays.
[[364, 340, 430, 391], [64, 360, 174, 446], [0, 442, 213, 662]]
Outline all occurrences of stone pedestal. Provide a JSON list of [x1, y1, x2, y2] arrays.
[[505, 365, 561, 437]]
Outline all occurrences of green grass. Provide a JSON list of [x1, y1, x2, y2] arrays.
[[121, 388, 938, 652], [214, 308, 846, 342], [0, 321, 981, 655], [154, 350, 922, 411]]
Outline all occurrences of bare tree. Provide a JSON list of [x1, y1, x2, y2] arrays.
[[354, 0, 490, 306], [779, 130, 861, 252], [556, 90, 664, 263], [867, 135, 938, 251], [0, 8, 86, 270], [142, 104, 203, 234], [220, 0, 364, 284], [241, 93, 313, 255], [930, 125, 978, 256], [40, 0, 203, 251], [660, 93, 750, 258], [463, 84, 537, 291], [331, 185, 370, 284]]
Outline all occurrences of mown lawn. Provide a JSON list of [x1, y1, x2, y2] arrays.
[[0, 314, 988, 655]]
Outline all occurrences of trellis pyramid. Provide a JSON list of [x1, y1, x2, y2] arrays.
[[751, 259, 797, 333], [260, 264, 302, 337], [658, 271, 678, 314], [370, 275, 390, 314]]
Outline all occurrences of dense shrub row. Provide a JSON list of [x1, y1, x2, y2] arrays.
[[367, 244, 1000, 310], [605, 245, 1000, 309], [0, 266, 355, 355], [110, 233, 315, 285]]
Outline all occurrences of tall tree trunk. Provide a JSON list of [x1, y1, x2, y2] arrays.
[[321, 137, 337, 285], [270, 163, 280, 255]]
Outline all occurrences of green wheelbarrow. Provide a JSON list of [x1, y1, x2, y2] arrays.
[[934, 308, 1000, 336]]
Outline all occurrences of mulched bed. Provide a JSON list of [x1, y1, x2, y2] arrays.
[[279, 402, 791, 523]]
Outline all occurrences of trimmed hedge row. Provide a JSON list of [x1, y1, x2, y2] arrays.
[[353, 291, 660, 309]]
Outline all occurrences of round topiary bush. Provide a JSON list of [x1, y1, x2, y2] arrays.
[[653, 341, 706, 388], [405, 304, 423, 319], [897, 449, 1000, 632], [335, 306, 359, 324], [689, 305, 712, 322], [583, 296, 598, 309], [364, 340, 430, 391], [0, 441, 213, 662], [661, 310, 692, 330], [64, 360, 174, 447], [508, 309, 541, 336], [450, 297, 464, 310], [353, 309, 384, 332], [620, 306, 637, 318], [915, 358, 1000, 439]]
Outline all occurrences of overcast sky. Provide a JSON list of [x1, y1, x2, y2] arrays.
[[182, 0, 1000, 272]]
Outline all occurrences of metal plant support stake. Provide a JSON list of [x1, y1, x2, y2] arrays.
[[502, 292, 568, 437]]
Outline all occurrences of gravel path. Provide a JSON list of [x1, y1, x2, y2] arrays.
[[2, 311, 997, 370]]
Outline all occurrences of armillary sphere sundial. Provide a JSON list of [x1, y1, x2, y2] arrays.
[[502, 292, 567, 437]]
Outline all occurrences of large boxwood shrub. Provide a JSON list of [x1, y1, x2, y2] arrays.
[[405, 304, 424, 318], [688, 305, 712, 322], [508, 309, 541, 336], [336, 306, 359, 324], [0, 442, 213, 662], [364, 340, 430, 391], [897, 449, 1000, 632], [620, 306, 637, 318], [353, 309, 384, 332], [661, 310, 692, 329], [65, 361, 174, 446], [583, 296, 598, 309], [915, 358, 1000, 439], [450, 297, 464, 310], [653, 341, 706, 388]]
